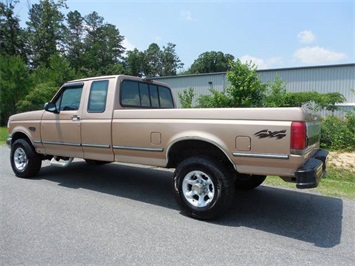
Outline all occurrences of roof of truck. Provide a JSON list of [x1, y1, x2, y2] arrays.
[[65, 74, 170, 87]]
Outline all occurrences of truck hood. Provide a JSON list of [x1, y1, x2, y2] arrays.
[[9, 110, 45, 122]]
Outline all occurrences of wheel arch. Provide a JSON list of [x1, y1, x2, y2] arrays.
[[166, 138, 236, 171], [11, 131, 33, 146]]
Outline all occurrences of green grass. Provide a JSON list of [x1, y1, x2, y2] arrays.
[[265, 166, 355, 199], [0, 127, 8, 144]]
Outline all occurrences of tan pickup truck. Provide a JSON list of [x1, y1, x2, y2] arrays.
[[7, 75, 328, 219]]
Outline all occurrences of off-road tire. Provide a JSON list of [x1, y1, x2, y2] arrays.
[[10, 139, 42, 178], [173, 156, 235, 220]]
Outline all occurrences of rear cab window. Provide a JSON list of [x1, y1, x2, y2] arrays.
[[120, 80, 174, 108]]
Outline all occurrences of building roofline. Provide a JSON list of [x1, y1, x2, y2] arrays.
[[152, 63, 355, 79], [151, 71, 227, 80], [257, 63, 355, 73]]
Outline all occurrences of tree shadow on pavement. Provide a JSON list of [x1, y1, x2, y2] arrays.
[[38, 161, 177, 211]]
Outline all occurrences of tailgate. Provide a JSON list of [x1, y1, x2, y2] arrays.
[[305, 109, 322, 156]]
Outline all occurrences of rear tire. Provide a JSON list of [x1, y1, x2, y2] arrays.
[[235, 174, 266, 190], [10, 139, 42, 178], [173, 156, 235, 220]]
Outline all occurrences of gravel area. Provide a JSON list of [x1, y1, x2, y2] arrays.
[[328, 151, 355, 172]]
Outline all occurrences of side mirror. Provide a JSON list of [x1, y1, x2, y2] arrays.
[[44, 102, 59, 114]]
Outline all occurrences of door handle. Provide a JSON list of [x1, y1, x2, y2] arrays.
[[72, 115, 80, 121]]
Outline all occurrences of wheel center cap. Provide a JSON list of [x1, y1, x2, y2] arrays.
[[192, 184, 202, 194]]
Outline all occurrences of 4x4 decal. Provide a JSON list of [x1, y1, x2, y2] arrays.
[[254, 129, 287, 139]]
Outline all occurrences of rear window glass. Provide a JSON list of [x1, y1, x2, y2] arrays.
[[150, 85, 160, 108], [139, 83, 151, 107], [121, 80, 140, 106], [120, 80, 174, 108], [159, 86, 174, 108]]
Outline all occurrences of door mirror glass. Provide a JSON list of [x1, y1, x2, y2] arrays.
[[44, 102, 59, 113]]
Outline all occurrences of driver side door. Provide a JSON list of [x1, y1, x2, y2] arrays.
[[41, 83, 84, 158]]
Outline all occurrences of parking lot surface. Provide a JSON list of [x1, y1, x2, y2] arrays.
[[1, 145, 354, 265]]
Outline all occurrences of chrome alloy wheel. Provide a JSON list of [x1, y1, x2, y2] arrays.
[[14, 147, 28, 172], [182, 170, 215, 208]]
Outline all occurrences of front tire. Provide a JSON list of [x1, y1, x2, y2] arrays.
[[173, 156, 235, 220], [10, 139, 42, 178]]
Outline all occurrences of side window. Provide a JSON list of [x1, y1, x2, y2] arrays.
[[149, 85, 160, 108], [88, 80, 109, 113], [121, 80, 140, 106], [139, 83, 151, 107], [159, 86, 174, 108], [55, 86, 83, 111], [120, 79, 174, 108]]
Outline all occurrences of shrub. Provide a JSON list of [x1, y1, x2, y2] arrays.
[[321, 110, 355, 151], [178, 87, 195, 108]]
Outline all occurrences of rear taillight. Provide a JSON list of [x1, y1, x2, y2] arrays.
[[291, 122, 306, 150]]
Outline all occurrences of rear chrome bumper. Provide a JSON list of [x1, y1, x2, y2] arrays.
[[295, 149, 328, 189]]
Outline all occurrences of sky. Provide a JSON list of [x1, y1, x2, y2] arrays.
[[14, 0, 355, 71]]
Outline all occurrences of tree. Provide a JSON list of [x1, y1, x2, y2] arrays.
[[64, 10, 85, 73], [29, 53, 75, 87], [283, 91, 322, 108], [17, 53, 76, 112], [264, 75, 347, 111], [0, 54, 31, 125], [196, 59, 266, 108], [26, 0, 67, 68], [0, 0, 26, 60], [125, 48, 144, 77], [265, 75, 288, 107], [225, 59, 266, 107], [197, 89, 230, 108], [133, 42, 183, 77], [84, 11, 103, 37], [82, 11, 125, 75], [98, 24, 125, 69], [16, 82, 58, 113], [142, 43, 162, 77], [160, 43, 183, 76], [320, 92, 346, 115], [189, 51, 234, 74]]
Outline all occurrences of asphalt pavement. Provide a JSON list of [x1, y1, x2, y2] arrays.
[[1, 145, 354, 265]]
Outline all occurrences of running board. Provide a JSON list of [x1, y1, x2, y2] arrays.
[[50, 157, 74, 167]]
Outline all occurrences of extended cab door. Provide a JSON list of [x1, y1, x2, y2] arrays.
[[112, 79, 175, 166], [80, 79, 115, 162], [41, 83, 84, 157]]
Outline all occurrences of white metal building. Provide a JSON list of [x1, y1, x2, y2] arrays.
[[153, 63, 355, 116]]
